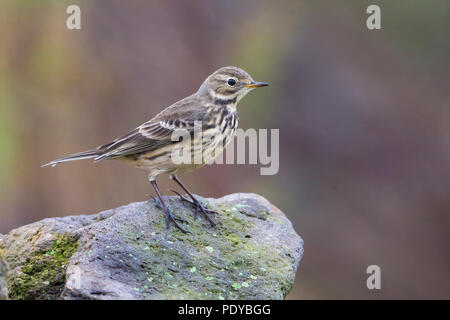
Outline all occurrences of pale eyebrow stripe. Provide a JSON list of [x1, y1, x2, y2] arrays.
[[215, 74, 237, 81]]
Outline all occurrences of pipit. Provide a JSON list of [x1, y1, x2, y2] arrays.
[[43, 66, 268, 233]]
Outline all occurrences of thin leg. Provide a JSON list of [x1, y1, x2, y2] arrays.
[[150, 180, 188, 233], [171, 175, 217, 226]]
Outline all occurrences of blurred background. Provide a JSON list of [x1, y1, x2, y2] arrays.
[[0, 0, 449, 299]]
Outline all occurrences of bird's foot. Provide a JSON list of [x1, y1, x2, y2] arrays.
[[151, 196, 189, 233], [171, 190, 218, 226]]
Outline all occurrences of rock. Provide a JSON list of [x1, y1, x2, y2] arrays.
[[0, 193, 303, 300], [0, 235, 8, 300]]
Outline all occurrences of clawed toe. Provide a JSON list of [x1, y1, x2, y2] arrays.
[[171, 190, 217, 226], [164, 207, 189, 233], [171, 190, 192, 205], [151, 196, 189, 233]]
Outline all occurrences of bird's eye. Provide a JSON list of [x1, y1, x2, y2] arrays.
[[227, 78, 236, 86]]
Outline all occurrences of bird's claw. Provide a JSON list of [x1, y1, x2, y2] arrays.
[[171, 190, 218, 226], [164, 207, 190, 233], [151, 196, 189, 233]]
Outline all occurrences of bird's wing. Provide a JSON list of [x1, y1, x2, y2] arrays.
[[94, 94, 211, 161], [94, 118, 200, 161]]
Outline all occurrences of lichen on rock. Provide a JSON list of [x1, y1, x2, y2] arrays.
[[0, 193, 303, 300], [0, 235, 8, 300], [8, 234, 78, 299]]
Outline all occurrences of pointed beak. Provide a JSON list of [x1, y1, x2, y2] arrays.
[[244, 81, 269, 88]]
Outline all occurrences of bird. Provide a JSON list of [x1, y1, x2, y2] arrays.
[[42, 66, 268, 233]]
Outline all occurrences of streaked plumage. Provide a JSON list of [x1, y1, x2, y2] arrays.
[[43, 66, 268, 233]]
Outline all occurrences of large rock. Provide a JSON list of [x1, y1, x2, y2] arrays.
[[0, 193, 303, 300], [0, 245, 7, 300]]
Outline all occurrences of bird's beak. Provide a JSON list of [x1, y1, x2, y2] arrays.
[[244, 81, 269, 88]]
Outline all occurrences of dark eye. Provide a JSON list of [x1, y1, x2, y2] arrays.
[[227, 78, 236, 86]]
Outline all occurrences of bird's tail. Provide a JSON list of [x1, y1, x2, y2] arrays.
[[41, 149, 101, 167]]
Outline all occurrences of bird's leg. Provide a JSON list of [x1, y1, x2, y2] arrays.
[[171, 175, 217, 226], [170, 190, 205, 220], [170, 188, 218, 218], [150, 180, 189, 233], [150, 196, 187, 224]]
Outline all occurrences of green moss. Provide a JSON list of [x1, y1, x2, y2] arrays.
[[7, 233, 79, 300]]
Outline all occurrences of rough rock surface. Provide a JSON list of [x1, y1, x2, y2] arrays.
[[0, 193, 303, 300], [0, 248, 7, 300]]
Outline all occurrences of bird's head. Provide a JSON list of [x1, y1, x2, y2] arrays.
[[198, 66, 268, 104]]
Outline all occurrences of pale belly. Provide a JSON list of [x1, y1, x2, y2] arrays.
[[120, 125, 236, 178]]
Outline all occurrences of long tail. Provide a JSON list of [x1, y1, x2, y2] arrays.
[[41, 149, 101, 167]]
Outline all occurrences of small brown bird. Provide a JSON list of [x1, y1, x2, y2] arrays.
[[43, 66, 268, 233]]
